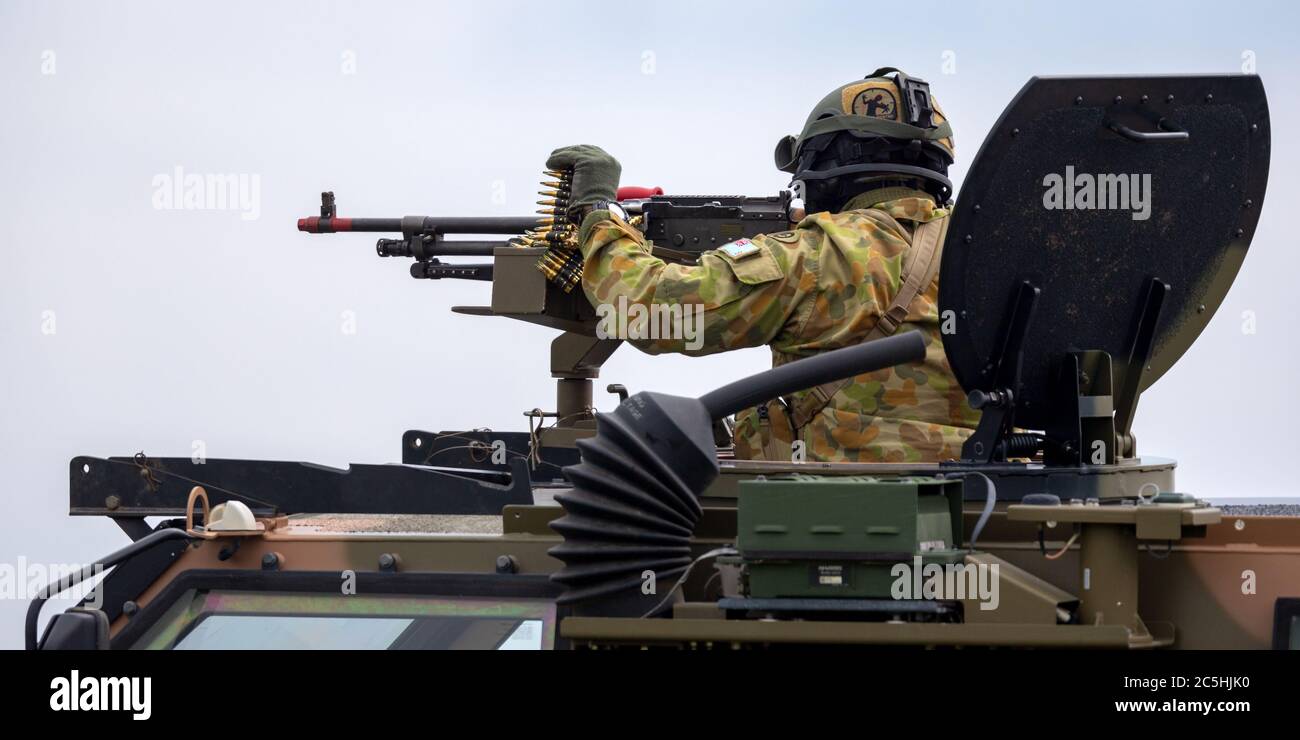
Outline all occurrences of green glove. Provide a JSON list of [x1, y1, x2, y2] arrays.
[[545, 144, 621, 221]]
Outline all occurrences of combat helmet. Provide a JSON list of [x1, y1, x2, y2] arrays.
[[774, 67, 955, 211]]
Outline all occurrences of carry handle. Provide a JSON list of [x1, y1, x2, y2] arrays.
[[1106, 118, 1189, 143]]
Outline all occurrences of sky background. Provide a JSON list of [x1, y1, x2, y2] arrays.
[[1, 0, 1297, 647]]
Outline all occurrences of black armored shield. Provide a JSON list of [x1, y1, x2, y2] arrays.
[[939, 74, 1270, 430]]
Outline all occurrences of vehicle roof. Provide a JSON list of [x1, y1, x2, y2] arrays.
[[284, 513, 504, 536]]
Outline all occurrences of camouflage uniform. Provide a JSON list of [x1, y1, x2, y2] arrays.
[[577, 185, 979, 463]]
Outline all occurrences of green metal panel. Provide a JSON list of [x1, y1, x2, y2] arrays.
[[743, 553, 969, 599], [737, 476, 963, 555], [737, 476, 966, 599]]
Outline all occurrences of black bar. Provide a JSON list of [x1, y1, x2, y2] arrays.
[[112, 517, 154, 542], [401, 430, 580, 481], [70, 455, 534, 518], [1115, 278, 1169, 443], [960, 281, 1041, 463], [411, 262, 493, 281], [12, 649, 1293, 721], [300, 216, 538, 234], [699, 331, 927, 420], [411, 216, 539, 234], [377, 239, 512, 258]]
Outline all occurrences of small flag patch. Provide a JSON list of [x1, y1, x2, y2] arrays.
[[720, 239, 759, 259]]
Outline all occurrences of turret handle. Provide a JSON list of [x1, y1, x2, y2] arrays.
[[699, 331, 927, 420]]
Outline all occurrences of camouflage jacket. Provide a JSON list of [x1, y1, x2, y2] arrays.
[[577, 187, 979, 462]]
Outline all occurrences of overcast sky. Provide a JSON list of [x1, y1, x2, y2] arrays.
[[2, 0, 1296, 647]]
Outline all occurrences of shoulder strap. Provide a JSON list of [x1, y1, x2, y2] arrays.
[[867, 214, 948, 340], [788, 215, 949, 429]]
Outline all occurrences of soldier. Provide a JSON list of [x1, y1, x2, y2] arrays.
[[547, 67, 979, 463]]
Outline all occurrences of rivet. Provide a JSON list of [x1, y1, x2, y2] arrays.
[[495, 555, 519, 574]]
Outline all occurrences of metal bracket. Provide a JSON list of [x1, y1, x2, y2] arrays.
[[1115, 278, 1169, 457], [70, 454, 534, 518], [961, 281, 1040, 463]]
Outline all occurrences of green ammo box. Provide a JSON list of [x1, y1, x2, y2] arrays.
[[737, 475, 965, 599]]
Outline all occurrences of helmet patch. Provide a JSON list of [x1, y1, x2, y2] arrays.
[[847, 86, 898, 120]]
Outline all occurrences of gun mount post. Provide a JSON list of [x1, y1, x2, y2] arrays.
[[1009, 501, 1221, 648], [537, 333, 621, 449]]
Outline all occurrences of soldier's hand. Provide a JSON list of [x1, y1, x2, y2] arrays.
[[546, 144, 621, 220]]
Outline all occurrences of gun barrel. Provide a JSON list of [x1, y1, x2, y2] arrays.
[[298, 215, 538, 235]]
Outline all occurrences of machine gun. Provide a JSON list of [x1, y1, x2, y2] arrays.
[[298, 188, 797, 284], [299, 186, 798, 450]]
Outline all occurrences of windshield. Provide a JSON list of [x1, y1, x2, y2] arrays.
[[133, 590, 556, 650]]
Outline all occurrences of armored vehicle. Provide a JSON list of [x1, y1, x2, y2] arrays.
[[30, 74, 1299, 651]]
